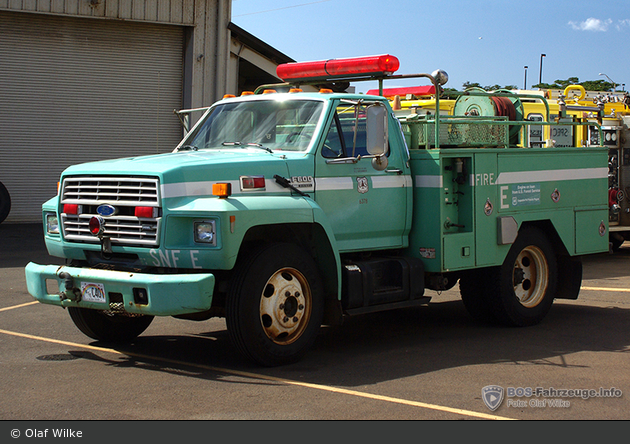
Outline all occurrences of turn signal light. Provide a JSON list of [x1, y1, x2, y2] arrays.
[[63, 204, 81, 215], [135, 206, 157, 218], [213, 183, 232, 198]]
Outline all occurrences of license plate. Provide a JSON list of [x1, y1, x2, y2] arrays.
[[80, 282, 106, 303]]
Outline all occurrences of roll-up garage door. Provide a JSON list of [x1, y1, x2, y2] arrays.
[[0, 11, 184, 222]]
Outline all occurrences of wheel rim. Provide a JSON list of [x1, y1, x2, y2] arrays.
[[512, 245, 549, 308], [259, 267, 312, 345]]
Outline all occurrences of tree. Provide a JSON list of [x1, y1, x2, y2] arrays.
[[531, 77, 614, 92], [461, 81, 518, 91]]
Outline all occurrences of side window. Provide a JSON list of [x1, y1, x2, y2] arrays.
[[322, 114, 344, 158], [321, 104, 369, 158]]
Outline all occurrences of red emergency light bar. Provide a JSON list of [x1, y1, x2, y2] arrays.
[[276, 54, 400, 82], [366, 85, 436, 98]]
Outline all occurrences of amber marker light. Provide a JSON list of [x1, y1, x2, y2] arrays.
[[213, 183, 232, 198]]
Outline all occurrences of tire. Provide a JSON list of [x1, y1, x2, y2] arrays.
[[459, 268, 497, 324], [486, 226, 558, 327], [226, 243, 324, 366], [68, 307, 154, 343], [610, 233, 624, 251], [0, 182, 10, 224]]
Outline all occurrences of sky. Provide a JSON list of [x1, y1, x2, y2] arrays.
[[231, 0, 630, 93]]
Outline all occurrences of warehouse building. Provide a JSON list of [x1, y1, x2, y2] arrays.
[[0, 0, 293, 222]]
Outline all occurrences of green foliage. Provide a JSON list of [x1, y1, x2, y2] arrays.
[[460, 78, 616, 92], [531, 78, 614, 92], [461, 81, 518, 91]]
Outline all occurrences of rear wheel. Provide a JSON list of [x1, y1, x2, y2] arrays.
[[226, 243, 324, 366], [610, 233, 625, 251], [486, 226, 557, 326], [68, 307, 154, 343]]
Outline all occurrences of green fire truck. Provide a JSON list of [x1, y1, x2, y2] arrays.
[[25, 55, 609, 366]]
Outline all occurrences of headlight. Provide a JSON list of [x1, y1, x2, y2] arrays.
[[46, 213, 59, 235], [194, 221, 216, 245]]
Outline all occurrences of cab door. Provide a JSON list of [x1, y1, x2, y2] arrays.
[[314, 100, 411, 252]]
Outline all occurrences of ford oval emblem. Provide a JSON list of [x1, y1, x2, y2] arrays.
[[96, 204, 117, 217]]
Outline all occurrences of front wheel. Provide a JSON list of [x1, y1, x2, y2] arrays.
[[226, 243, 324, 366], [68, 307, 154, 343], [486, 226, 558, 327]]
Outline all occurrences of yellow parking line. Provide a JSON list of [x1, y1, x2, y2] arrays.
[[581, 286, 630, 293], [0, 301, 39, 312], [0, 327, 514, 420]]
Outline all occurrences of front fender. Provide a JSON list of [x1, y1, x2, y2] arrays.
[[163, 195, 342, 277]]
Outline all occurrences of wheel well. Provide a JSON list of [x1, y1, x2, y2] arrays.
[[518, 220, 582, 300], [519, 220, 569, 257], [237, 223, 342, 324]]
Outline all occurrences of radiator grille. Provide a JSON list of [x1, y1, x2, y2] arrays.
[[61, 177, 159, 205], [60, 176, 161, 246]]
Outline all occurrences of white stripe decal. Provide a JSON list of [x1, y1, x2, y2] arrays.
[[315, 177, 354, 191], [371, 175, 411, 189], [495, 167, 607, 185], [415, 175, 443, 188], [161, 179, 287, 199]]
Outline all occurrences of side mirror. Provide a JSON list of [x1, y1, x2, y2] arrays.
[[366, 103, 388, 156]]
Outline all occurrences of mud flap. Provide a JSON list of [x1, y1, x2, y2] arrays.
[[555, 255, 583, 300]]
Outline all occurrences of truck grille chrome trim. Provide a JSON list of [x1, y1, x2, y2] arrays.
[[60, 176, 161, 247], [61, 176, 160, 205]]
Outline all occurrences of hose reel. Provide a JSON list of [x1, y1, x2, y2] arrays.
[[453, 87, 524, 144]]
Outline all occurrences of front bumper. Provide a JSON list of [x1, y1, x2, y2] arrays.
[[25, 262, 215, 316]]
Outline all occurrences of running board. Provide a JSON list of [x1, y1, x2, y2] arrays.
[[341, 256, 427, 314]]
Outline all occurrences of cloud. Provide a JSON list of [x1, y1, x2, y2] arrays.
[[568, 18, 613, 31], [617, 19, 630, 31]]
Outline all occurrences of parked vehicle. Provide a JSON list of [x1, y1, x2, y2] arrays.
[[25, 55, 609, 365]]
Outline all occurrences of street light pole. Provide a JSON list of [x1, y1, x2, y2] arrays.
[[539, 54, 546, 85], [524, 66, 528, 90], [599, 73, 617, 92]]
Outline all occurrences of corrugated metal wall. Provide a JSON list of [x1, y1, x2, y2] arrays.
[[0, 10, 184, 222], [0, 0, 196, 25]]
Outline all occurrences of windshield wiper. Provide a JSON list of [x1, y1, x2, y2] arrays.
[[222, 141, 273, 153], [274, 175, 309, 197], [176, 145, 198, 152]]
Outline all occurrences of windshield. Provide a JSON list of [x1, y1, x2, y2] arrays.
[[181, 98, 325, 152]]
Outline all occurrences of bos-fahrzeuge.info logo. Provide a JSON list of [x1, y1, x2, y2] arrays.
[[482, 385, 504, 411], [482, 385, 623, 411]]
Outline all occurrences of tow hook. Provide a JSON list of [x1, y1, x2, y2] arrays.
[[58, 272, 81, 302]]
